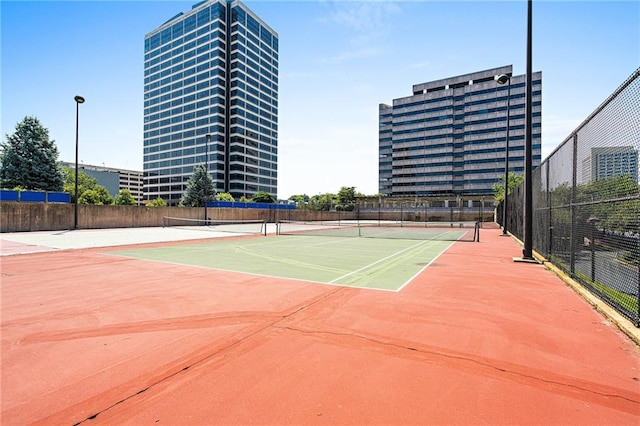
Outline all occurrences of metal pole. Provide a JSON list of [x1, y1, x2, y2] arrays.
[[637, 237, 640, 326], [569, 133, 578, 275], [204, 133, 211, 221], [205, 134, 210, 177], [502, 78, 511, 235], [590, 225, 596, 283], [74, 102, 79, 229], [73, 95, 84, 229], [523, 0, 534, 259]]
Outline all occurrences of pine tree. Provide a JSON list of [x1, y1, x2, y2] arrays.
[[179, 164, 215, 207], [0, 116, 64, 191]]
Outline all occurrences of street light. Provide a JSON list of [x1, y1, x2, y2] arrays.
[[204, 133, 211, 221], [523, 0, 534, 260], [496, 74, 511, 236], [73, 95, 85, 229]]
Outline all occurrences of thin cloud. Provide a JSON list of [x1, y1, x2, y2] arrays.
[[322, 1, 401, 34], [409, 61, 433, 70], [316, 1, 401, 64], [319, 46, 384, 64]]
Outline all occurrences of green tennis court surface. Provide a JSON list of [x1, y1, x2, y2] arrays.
[[109, 233, 464, 291]]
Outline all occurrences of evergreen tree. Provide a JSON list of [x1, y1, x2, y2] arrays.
[[180, 165, 215, 207], [1, 116, 63, 191]]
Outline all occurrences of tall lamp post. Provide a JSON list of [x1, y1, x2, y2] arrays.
[[496, 74, 511, 236], [523, 0, 534, 260], [204, 133, 211, 221], [73, 95, 85, 229]]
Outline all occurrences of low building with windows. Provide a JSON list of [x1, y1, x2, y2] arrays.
[[581, 146, 639, 183], [59, 162, 143, 204]]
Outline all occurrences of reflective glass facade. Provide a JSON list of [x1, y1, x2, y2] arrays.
[[144, 0, 278, 204], [379, 66, 541, 196]]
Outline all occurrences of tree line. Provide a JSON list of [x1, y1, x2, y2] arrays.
[[1, 117, 138, 205], [287, 186, 365, 211], [0, 116, 278, 207], [5, 116, 542, 210]]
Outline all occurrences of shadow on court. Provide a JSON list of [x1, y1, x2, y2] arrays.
[[1, 227, 638, 424]]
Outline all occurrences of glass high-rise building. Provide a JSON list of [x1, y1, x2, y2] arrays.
[[143, 0, 278, 204], [379, 66, 541, 197]]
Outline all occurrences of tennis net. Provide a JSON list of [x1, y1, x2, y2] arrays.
[[163, 217, 267, 236], [276, 220, 479, 242]]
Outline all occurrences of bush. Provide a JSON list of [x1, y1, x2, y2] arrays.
[[146, 197, 167, 207], [113, 189, 136, 205]]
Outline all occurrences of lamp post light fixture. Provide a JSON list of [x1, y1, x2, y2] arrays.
[[73, 95, 85, 229], [496, 74, 511, 236]]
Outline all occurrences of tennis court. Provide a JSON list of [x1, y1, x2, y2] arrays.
[[111, 220, 478, 290], [2, 225, 639, 425], [111, 235, 457, 291]]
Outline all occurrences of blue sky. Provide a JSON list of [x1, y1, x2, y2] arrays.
[[2, 0, 639, 198]]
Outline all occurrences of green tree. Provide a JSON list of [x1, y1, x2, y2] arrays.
[[308, 193, 334, 211], [288, 194, 309, 204], [492, 172, 524, 203], [180, 164, 215, 207], [113, 188, 136, 205], [60, 166, 112, 204], [61, 166, 97, 200], [337, 187, 356, 204], [251, 191, 275, 203], [576, 174, 639, 234], [336, 186, 359, 211], [216, 192, 235, 202], [145, 197, 167, 207], [1, 116, 63, 191], [78, 186, 113, 205]]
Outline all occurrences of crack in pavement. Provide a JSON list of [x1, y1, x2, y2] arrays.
[[275, 324, 640, 411], [69, 287, 347, 425]]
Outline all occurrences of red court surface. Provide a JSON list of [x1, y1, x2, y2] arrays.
[[1, 228, 639, 425]]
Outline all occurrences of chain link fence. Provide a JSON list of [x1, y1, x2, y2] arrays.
[[357, 196, 494, 226], [500, 68, 640, 326]]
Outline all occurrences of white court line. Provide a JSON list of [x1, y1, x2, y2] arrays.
[[328, 239, 432, 284], [395, 240, 457, 292]]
